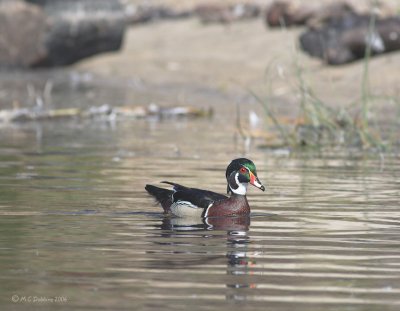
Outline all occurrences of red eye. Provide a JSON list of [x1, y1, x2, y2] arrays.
[[240, 167, 247, 173]]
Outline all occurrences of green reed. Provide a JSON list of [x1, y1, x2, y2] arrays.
[[250, 43, 396, 152]]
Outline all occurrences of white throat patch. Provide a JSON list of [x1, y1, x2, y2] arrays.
[[229, 172, 248, 195]]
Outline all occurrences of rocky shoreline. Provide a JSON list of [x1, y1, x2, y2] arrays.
[[0, 0, 126, 68], [2, 0, 400, 68]]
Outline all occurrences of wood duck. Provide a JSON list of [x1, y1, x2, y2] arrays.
[[145, 158, 265, 217]]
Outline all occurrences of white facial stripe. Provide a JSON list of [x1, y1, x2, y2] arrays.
[[229, 172, 247, 195], [235, 172, 240, 184]]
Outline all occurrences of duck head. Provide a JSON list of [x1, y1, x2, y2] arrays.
[[225, 158, 265, 195]]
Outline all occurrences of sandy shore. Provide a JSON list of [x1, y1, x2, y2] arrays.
[[77, 2, 400, 115]]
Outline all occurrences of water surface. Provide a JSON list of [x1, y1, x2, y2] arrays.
[[0, 71, 400, 311]]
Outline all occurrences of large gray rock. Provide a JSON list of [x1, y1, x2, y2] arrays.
[[0, 1, 47, 67], [265, 1, 355, 28], [0, 0, 126, 68], [300, 14, 400, 65]]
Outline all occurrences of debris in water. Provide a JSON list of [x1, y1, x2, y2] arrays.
[[0, 104, 213, 123]]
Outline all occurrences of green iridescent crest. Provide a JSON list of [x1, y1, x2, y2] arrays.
[[225, 158, 258, 179]]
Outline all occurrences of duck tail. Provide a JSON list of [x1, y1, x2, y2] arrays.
[[145, 184, 173, 213]]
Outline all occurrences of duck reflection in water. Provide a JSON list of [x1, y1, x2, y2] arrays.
[[149, 215, 256, 301]]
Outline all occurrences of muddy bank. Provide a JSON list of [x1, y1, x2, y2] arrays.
[[77, 16, 400, 110]]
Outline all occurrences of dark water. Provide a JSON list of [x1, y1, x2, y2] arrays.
[[1, 71, 400, 311]]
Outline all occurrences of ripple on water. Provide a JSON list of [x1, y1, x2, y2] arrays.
[[0, 119, 400, 310]]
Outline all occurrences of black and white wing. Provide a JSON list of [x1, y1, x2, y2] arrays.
[[162, 181, 227, 216]]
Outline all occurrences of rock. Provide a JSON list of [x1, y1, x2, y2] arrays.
[[0, 1, 47, 67], [306, 2, 356, 29], [195, 3, 260, 24], [30, 0, 126, 67], [125, 4, 192, 25], [265, 1, 314, 27], [300, 14, 400, 65], [0, 0, 126, 68], [265, 1, 355, 28]]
